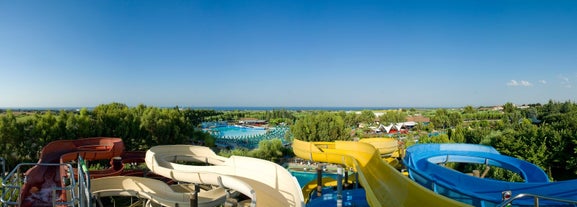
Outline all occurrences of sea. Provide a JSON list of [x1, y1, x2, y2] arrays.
[[2, 106, 444, 111]]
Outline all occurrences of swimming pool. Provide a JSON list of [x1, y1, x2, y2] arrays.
[[290, 170, 339, 188], [208, 125, 267, 138]]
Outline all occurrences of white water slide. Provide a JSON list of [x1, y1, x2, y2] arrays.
[[91, 176, 227, 207], [145, 145, 304, 207]]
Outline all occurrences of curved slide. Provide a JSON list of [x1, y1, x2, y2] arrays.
[[145, 145, 304, 207], [292, 139, 468, 207], [359, 138, 399, 155], [91, 176, 226, 207], [404, 143, 577, 206], [20, 137, 125, 207], [299, 138, 397, 203], [359, 138, 404, 168], [86, 151, 147, 179]]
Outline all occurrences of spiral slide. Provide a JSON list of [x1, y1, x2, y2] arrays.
[[145, 145, 304, 207], [292, 139, 468, 207], [404, 143, 577, 206]]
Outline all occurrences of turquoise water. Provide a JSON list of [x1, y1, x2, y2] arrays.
[[290, 170, 339, 187], [210, 125, 267, 138]]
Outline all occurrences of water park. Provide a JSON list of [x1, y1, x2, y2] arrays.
[[203, 122, 290, 149], [3, 104, 577, 207], [3, 135, 577, 206], [1, 137, 303, 207]]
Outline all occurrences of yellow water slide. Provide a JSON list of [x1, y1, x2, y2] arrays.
[[359, 138, 403, 168], [292, 139, 470, 207], [359, 138, 399, 155]]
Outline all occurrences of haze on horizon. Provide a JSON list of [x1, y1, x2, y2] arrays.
[[1, 1, 576, 108]]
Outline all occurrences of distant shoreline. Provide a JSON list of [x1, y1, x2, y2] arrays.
[[0, 106, 458, 111]]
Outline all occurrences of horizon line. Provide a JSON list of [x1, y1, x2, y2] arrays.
[[0, 105, 509, 111]]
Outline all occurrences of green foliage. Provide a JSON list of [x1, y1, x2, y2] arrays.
[[430, 109, 463, 129], [449, 126, 466, 143], [0, 103, 218, 167], [379, 110, 407, 125], [341, 111, 360, 128], [489, 167, 525, 182], [4, 100, 577, 181], [219, 148, 251, 157], [358, 110, 376, 125], [462, 111, 503, 121], [205, 109, 296, 124], [430, 109, 449, 129], [448, 112, 463, 128], [182, 109, 221, 127], [251, 139, 286, 163], [418, 133, 451, 144], [463, 105, 476, 114], [480, 100, 577, 180], [503, 102, 516, 114], [219, 139, 291, 163], [290, 112, 351, 142]]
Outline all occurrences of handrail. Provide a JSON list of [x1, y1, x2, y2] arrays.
[[497, 193, 577, 207], [1, 162, 77, 206], [77, 156, 91, 207]]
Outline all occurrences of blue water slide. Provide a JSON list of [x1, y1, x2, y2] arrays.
[[404, 143, 577, 206]]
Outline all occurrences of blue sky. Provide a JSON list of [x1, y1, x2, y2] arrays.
[[1, 0, 576, 108]]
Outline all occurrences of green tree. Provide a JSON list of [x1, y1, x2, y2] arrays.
[[419, 133, 450, 144], [0, 110, 24, 164], [379, 110, 407, 125], [343, 112, 359, 128], [463, 105, 476, 114], [448, 112, 463, 128], [219, 139, 290, 163], [291, 112, 350, 141], [358, 110, 376, 125], [503, 102, 516, 113], [431, 109, 449, 129], [93, 102, 130, 137], [251, 139, 285, 163], [450, 126, 466, 143]]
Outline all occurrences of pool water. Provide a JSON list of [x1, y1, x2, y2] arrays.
[[210, 125, 267, 138], [290, 170, 339, 188]]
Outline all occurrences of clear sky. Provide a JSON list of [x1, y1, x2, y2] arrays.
[[1, 0, 576, 108]]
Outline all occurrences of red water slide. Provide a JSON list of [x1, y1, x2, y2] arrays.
[[19, 137, 125, 207]]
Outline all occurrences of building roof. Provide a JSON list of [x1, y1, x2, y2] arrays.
[[406, 115, 430, 123]]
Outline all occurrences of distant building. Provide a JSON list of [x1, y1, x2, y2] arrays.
[[377, 122, 414, 134], [238, 118, 267, 126], [406, 115, 430, 123]]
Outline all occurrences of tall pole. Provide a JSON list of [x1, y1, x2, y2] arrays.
[[355, 169, 359, 189], [316, 164, 323, 197], [190, 184, 200, 207], [344, 169, 349, 189], [337, 167, 343, 207]]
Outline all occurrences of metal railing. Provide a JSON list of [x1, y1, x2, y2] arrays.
[[1, 162, 76, 206], [1, 156, 91, 207], [1, 157, 5, 207], [497, 193, 577, 207], [76, 156, 91, 207]]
